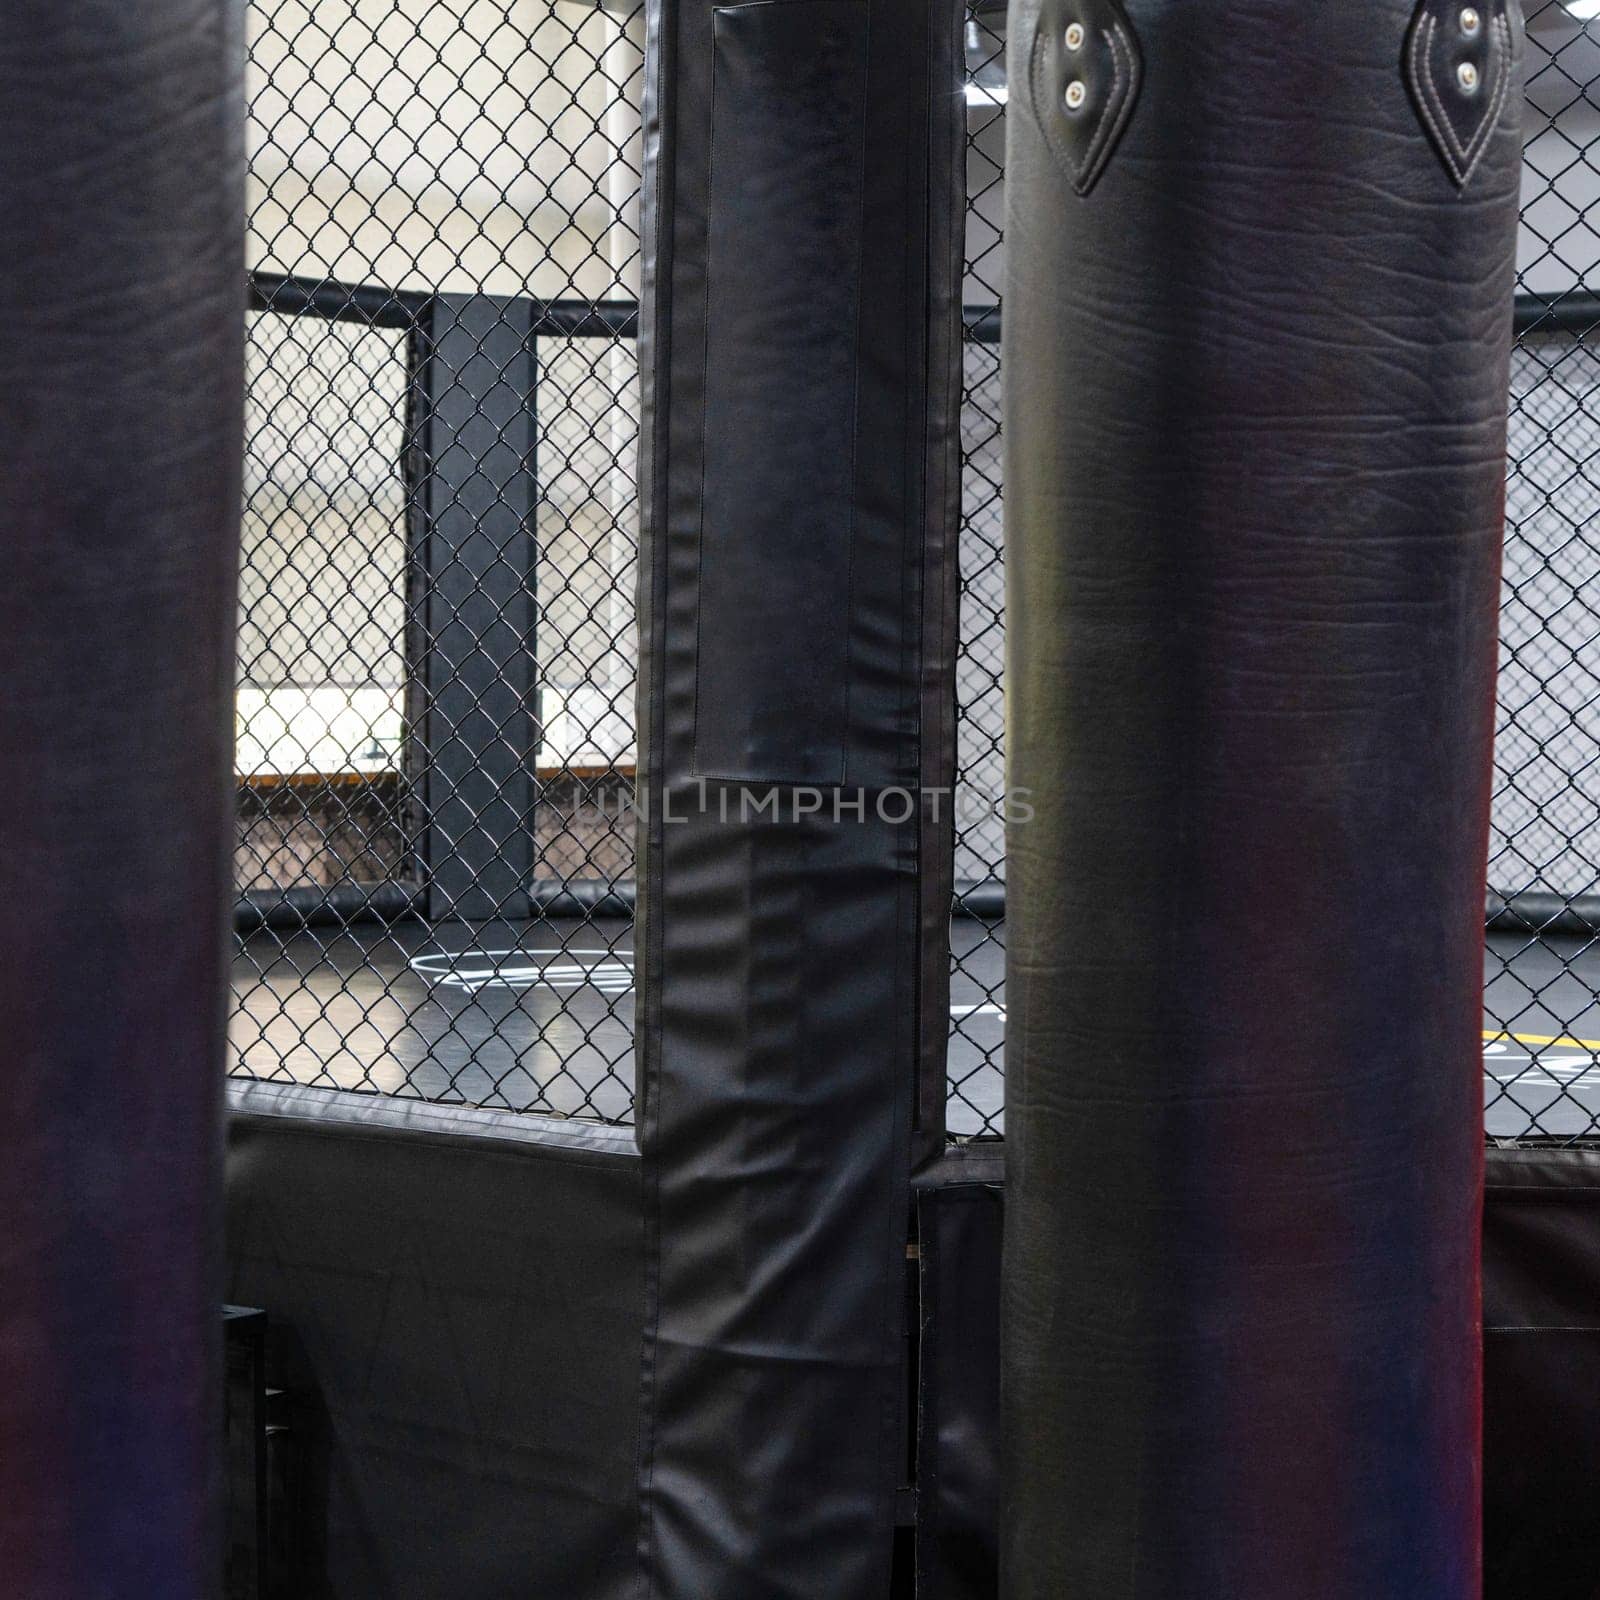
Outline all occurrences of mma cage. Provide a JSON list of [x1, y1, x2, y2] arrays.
[[6, 1, 1600, 1598], [231, 2, 1600, 1148]]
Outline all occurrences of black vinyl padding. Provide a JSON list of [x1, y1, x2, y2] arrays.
[[694, 0, 871, 786], [915, 1147, 1600, 1600], [0, 5, 244, 1594], [1002, 2, 1524, 1593], [632, 1, 963, 1594], [1483, 1146, 1600, 1600], [914, 1151, 1003, 1600], [223, 1084, 642, 1600]]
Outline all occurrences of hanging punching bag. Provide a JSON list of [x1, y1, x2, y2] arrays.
[[0, 2, 245, 1593], [1002, 2, 1524, 1595]]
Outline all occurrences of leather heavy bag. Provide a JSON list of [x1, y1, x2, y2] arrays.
[[632, 0, 963, 1594], [1002, 2, 1523, 1595], [0, 3, 244, 1594]]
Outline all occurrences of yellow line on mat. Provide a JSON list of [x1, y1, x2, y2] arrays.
[[1484, 1029, 1600, 1052]]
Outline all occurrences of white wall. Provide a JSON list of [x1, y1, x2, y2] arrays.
[[240, 0, 644, 774]]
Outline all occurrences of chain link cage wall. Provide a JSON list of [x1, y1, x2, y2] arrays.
[[231, 0, 1600, 1143], [234, 0, 644, 1121], [948, 5, 1008, 1137], [1486, 1, 1600, 1145], [230, 0, 1013, 1130]]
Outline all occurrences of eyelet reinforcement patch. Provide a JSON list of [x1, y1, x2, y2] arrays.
[[1404, 0, 1518, 190], [1024, 0, 1142, 198]]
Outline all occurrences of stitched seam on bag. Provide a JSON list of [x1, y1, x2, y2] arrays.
[[1030, 21, 1081, 186], [1030, 6, 1138, 196], [1452, 15, 1511, 184], [1099, 22, 1139, 187], [1076, 22, 1132, 193], [1408, 6, 1510, 188], [1485, 1324, 1600, 1333], [1467, 14, 1514, 182], [1074, 22, 1124, 192], [1410, 14, 1466, 184]]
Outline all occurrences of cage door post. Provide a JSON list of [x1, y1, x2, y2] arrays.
[[632, 0, 964, 1592], [414, 294, 537, 923]]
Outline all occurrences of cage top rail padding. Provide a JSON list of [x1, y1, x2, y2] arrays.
[[223, 1082, 643, 1598], [632, 0, 963, 1592], [1000, 1, 1524, 1596], [0, 2, 245, 1593]]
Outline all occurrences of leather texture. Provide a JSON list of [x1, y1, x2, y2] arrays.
[[914, 1150, 1004, 1600], [224, 1085, 642, 1600], [1483, 1145, 1600, 1600], [0, 5, 244, 1596], [1020, 0, 1142, 196], [633, 0, 963, 1593], [1002, 2, 1524, 1595], [1406, 0, 1518, 189]]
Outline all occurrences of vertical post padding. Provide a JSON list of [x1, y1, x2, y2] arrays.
[[416, 294, 536, 922], [633, 0, 963, 1594]]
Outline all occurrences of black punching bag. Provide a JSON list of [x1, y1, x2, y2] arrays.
[[1001, 2, 1523, 1595], [0, 2, 245, 1594]]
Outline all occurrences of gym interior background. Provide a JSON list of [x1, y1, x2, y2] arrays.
[[234, 0, 1600, 1146]]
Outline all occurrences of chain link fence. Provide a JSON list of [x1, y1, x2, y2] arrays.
[[230, 0, 1600, 1143], [229, 0, 1014, 1130], [1485, 1, 1600, 1144], [233, 0, 644, 1120], [947, 5, 1008, 1137]]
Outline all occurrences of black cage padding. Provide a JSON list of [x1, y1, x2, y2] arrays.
[[631, 0, 963, 1594], [1483, 1145, 1600, 1599], [224, 1085, 642, 1600], [914, 1150, 1003, 1600], [910, 1146, 1600, 1600]]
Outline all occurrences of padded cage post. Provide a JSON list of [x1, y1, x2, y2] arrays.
[[633, 0, 964, 1593], [0, 1, 245, 1593], [1001, 2, 1524, 1595], [412, 294, 538, 923]]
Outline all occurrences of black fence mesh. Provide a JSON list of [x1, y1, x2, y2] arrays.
[[229, 0, 1016, 1129], [233, 0, 644, 1120], [1485, 1, 1600, 1144], [948, 6, 1008, 1138], [232, 0, 1600, 1142]]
